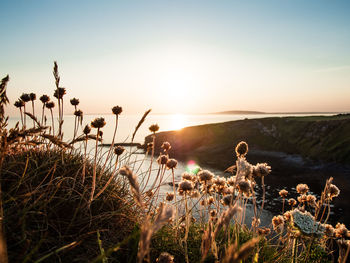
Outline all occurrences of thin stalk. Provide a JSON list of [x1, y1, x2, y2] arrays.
[[19, 108, 24, 127], [95, 156, 119, 199], [259, 176, 266, 218], [23, 104, 26, 127], [41, 104, 45, 125], [31, 101, 35, 127], [82, 136, 88, 184], [49, 109, 55, 136], [142, 134, 155, 192], [184, 194, 189, 263], [89, 128, 100, 205]]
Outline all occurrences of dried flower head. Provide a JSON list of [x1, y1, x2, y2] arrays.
[[156, 252, 174, 263], [166, 158, 177, 169], [210, 210, 217, 217], [221, 194, 234, 206], [40, 95, 50, 104], [74, 109, 83, 117], [306, 194, 317, 206], [251, 217, 261, 228], [149, 124, 159, 133], [114, 146, 125, 156], [165, 192, 174, 202], [227, 176, 236, 186], [70, 98, 79, 106], [335, 223, 349, 239], [53, 87, 66, 99], [198, 170, 214, 184], [29, 93, 36, 101], [191, 190, 200, 198], [237, 180, 251, 197], [327, 184, 340, 199], [83, 124, 91, 135], [91, 117, 106, 128], [323, 224, 335, 237], [235, 141, 248, 157], [283, 211, 293, 222], [112, 106, 122, 115], [182, 172, 194, 181], [14, 100, 25, 108], [157, 155, 168, 165], [208, 196, 215, 205], [20, 93, 31, 103], [252, 163, 271, 177], [272, 215, 284, 232], [279, 189, 288, 198], [45, 101, 55, 109], [297, 194, 307, 204], [296, 184, 309, 195], [257, 227, 271, 236], [161, 141, 171, 151], [178, 180, 194, 195], [288, 198, 297, 207]]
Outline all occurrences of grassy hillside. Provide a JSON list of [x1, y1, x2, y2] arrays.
[[145, 114, 350, 169]]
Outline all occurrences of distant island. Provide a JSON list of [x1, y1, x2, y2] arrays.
[[213, 110, 344, 115]]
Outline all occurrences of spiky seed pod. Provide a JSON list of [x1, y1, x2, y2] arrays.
[[20, 93, 31, 102], [327, 184, 340, 199], [29, 93, 36, 101], [288, 198, 297, 207], [46, 101, 55, 109], [253, 163, 271, 177], [157, 155, 168, 165], [83, 124, 91, 135], [165, 192, 174, 202], [91, 117, 106, 128], [70, 98, 79, 106], [296, 184, 309, 194], [74, 110, 83, 117], [39, 95, 50, 104], [161, 141, 171, 151], [166, 158, 177, 169], [149, 124, 159, 133], [198, 170, 214, 184], [53, 87, 66, 99], [112, 106, 122, 115], [235, 141, 248, 157], [279, 189, 288, 198], [114, 146, 125, 156], [14, 100, 25, 108], [156, 252, 174, 263]]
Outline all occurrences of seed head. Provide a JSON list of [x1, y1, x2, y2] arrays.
[[210, 210, 217, 217], [74, 110, 83, 117], [296, 184, 309, 195], [166, 158, 177, 169], [46, 101, 55, 109], [156, 252, 174, 263], [178, 180, 194, 195], [149, 124, 159, 133], [237, 180, 251, 197], [288, 198, 297, 207], [306, 194, 317, 206], [327, 184, 340, 199], [161, 141, 171, 151], [235, 141, 248, 157], [182, 172, 194, 181], [253, 163, 271, 177], [29, 93, 36, 101], [279, 189, 288, 198], [165, 192, 174, 202], [221, 195, 234, 206], [112, 106, 122, 115], [14, 100, 25, 108], [70, 98, 79, 106], [335, 223, 349, 239], [83, 125, 91, 135], [40, 95, 50, 104], [191, 190, 200, 198], [91, 117, 106, 128], [157, 155, 168, 165], [20, 93, 31, 103], [198, 170, 214, 184], [54, 87, 66, 99], [272, 215, 284, 232], [114, 146, 125, 156], [297, 194, 307, 203]]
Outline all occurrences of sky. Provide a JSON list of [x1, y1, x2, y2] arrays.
[[1, 0, 350, 115]]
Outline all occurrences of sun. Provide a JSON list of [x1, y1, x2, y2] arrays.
[[169, 113, 187, 130]]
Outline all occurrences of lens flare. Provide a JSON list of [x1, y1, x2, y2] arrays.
[[186, 160, 200, 174]]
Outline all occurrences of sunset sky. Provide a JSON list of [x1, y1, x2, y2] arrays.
[[1, 0, 350, 115]]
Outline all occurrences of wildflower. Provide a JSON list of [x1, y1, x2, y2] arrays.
[[29, 93, 36, 101], [235, 141, 248, 157], [91, 117, 106, 128], [20, 93, 31, 102], [165, 192, 174, 202], [258, 227, 271, 236], [283, 211, 293, 222], [279, 189, 288, 198], [221, 194, 234, 206], [272, 215, 284, 233], [288, 198, 297, 207], [112, 105, 122, 115], [251, 217, 260, 228], [53, 87, 66, 99], [237, 180, 251, 197], [210, 210, 217, 217], [74, 109, 83, 117], [306, 194, 317, 206], [208, 196, 215, 205], [178, 180, 194, 195], [14, 100, 24, 108], [114, 146, 125, 156], [297, 194, 307, 204], [166, 158, 177, 169], [83, 124, 91, 135], [182, 172, 193, 181], [237, 158, 253, 179], [161, 141, 171, 151], [292, 209, 324, 236], [227, 176, 236, 186], [198, 170, 214, 184], [45, 101, 55, 109], [70, 98, 79, 106], [214, 177, 226, 187], [296, 184, 309, 194], [252, 163, 271, 177], [323, 224, 335, 237], [39, 95, 50, 104], [149, 124, 159, 133], [156, 155, 167, 166], [335, 223, 349, 239], [327, 184, 340, 199], [191, 190, 199, 198], [156, 252, 174, 263]]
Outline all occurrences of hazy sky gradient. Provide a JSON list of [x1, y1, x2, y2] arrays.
[[1, 0, 350, 115]]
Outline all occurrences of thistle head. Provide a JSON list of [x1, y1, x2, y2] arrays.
[[114, 146, 125, 156], [165, 192, 174, 202], [91, 117, 106, 128], [197, 170, 214, 184], [253, 163, 271, 177], [149, 124, 159, 133], [20, 93, 31, 103], [235, 141, 248, 157], [29, 93, 36, 101], [161, 141, 171, 151], [70, 98, 79, 106], [157, 154, 168, 165], [40, 95, 50, 104], [14, 99, 25, 108], [178, 180, 194, 195], [46, 101, 55, 109], [296, 184, 309, 195], [54, 87, 66, 99], [112, 106, 122, 115]]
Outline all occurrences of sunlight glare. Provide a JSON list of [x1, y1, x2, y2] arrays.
[[169, 114, 187, 130]]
